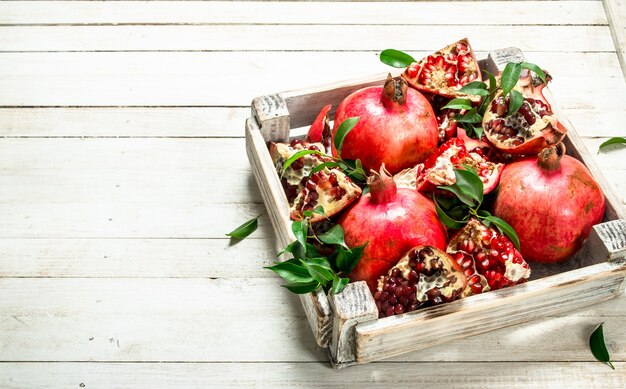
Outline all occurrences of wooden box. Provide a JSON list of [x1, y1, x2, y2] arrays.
[[245, 48, 626, 368]]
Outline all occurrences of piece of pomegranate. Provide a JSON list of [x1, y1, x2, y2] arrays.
[[269, 140, 361, 222], [493, 143, 605, 263], [447, 218, 531, 296], [305, 104, 332, 152], [393, 137, 503, 195], [436, 109, 459, 143], [340, 165, 448, 291], [482, 70, 567, 155], [331, 74, 438, 175], [402, 38, 481, 102], [374, 246, 467, 318]]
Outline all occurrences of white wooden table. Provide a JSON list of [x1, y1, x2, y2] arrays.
[[1, 1, 625, 387]]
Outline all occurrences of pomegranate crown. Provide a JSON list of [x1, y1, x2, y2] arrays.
[[367, 164, 397, 203], [382, 74, 408, 108], [537, 142, 565, 171]]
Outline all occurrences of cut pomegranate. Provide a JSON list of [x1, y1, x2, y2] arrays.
[[373, 246, 467, 318], [482, 70, 567, 155], [402, 38, 481, 102], [305, 104, 332, 152], [269, 140, 361, 222], [446, 218, 531, 296], [393, 137, 503, 195], [436, 109, 459, 143]]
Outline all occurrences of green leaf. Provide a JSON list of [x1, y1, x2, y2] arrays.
[[281, 149, 323, 177], [336, 242, 367, 274], [481, 215, 521, 250], [474, 126, 484, 140], [318, 224, 348, 249], [442, 98, 474, 110], [225, 215, 261, 239], [333, 117, 359, 157], [435, 196, 467, 229], [304, 243, 321, 259], [379, 49, 416, 68], [459, 81, 488, 99], [332, 276, 350, 294], [291, 220, 308, 248], [277, 240, 305, 259], [304, 257, 333, 271], [308, 161, 341, 177], [598, 137, 626, 153], [589, 322, 615, 370], [483, 70, 498, 94], [312, 205, 325, 215], [302, 260, 334, 284], [454, 108, 482, 124], [438, 185, 477, 207], [501, 62, 522, 97], [338, 159, 367, 183], [520, 62, 547, 84], [454, 168, 484, 206], [507, 90, 524, 116], [265, 261, 314, 283], [281, 281, 320, 294]]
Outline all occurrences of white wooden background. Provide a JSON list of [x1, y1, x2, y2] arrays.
[[1, 1, 625, 387]]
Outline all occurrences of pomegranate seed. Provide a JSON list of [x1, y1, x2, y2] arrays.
[[385, 307, 395, 317], [388, 295, 397, 305], [394, 304, 405, 315], [379, 292, 389, 302]]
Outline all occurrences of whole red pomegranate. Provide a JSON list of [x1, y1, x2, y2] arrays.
[[493, 143, 605, 263], [339, 165, 447, 290], [332, 75, 438, 174]]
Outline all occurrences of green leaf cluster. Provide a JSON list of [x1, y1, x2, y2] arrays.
[[434, 167, 520, 250], [266, 206, 366, 295]]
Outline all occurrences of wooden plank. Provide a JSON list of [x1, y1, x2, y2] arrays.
[[0, 362, 625, 389], [0, 52, 622, 107], [1, 106, 625, 139], [0, 25, 615, 52], [603, 0, 626, 78], [0, 1, 608, 25], [0, 238, 278, 278], [0, 278, 625, 362]]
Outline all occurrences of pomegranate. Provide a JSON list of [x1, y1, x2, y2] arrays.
[[374, 246, 467, 318], [339, 165, 447, 290], [436, 109, 459, 143], [331, 75, 438, 175], [403, 38, 481, 102], [393, 137, 503, 195], [269, 140, 361, 222], [483, 70, 567, 155], [447, 218, 531, 296], [305, 104, 332, 152], [493, 143, 605, 263]]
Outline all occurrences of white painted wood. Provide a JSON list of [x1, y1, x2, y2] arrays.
[[0, 1, 608, 25], [0, 362, 625, 389], [0, 52, 623, 107], [0, 25, 616, 52], [603, 0, 626, 78]]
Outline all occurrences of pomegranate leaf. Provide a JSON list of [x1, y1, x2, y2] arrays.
[[507, 90, 524, 116], [379, 49, 415, 68], [520, 62, 547, 84], [481, 214, 521, 250], [333, 117, 359, 158], [336, 242, 367, 274], [598, 137, 626, 153], [318, 224, 348, 249], [282, 281, 321, 294], [438, 185, 477, 208], [338, 159, 367, 183], [304, 257, 333, 271], [500, 62, 522, 97], [277, 240, 305, 259], [473, 126, 484, 140], [483, 70, 498, 95], [303, 260, 334, 283], [226, 215, 261, 240], [332, 276, 350, 294], [291, 219, 308, 248], [458, 81, 488, 97], [434, 196, 468, 229], [454, 108, 482, 124], [453, 168, 484, 206], [308, 161, 342, 177], [281, 149, 324, 177], [589, 322, 615, 370], [265, 260, 314, 283], [442, 98, 473, 110]]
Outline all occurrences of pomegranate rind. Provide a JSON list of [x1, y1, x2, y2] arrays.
[[446, 218, 531, 295], [374, 245, 467, 318], [305, 104, 332, 150], [402, 38, 482, 103], [482, 72, 567, 155]]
